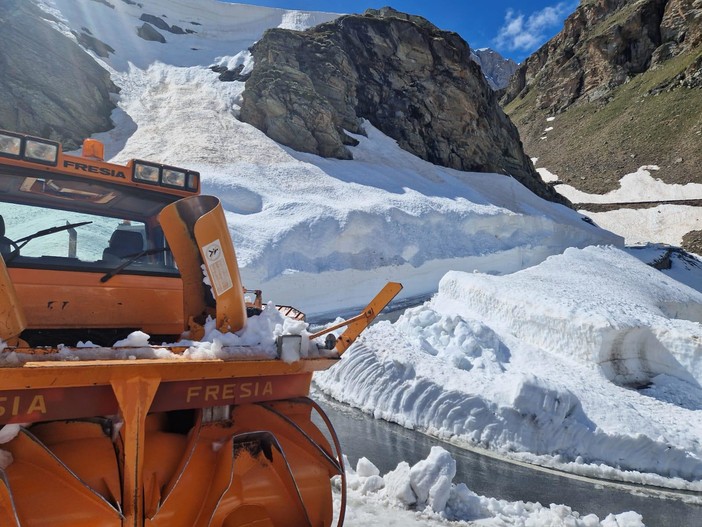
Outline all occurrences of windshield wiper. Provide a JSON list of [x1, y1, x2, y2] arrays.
[[5, 221, 92, 263], [100, 247, 168, 283]]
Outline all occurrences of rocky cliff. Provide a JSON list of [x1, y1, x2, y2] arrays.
[[0, 0, 117, 149], [240, 8, 565, 204], [503, 0, 701, 194]]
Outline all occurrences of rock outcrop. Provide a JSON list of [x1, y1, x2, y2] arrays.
[[504, 0, 701, 110], [137, 22, 166, 43], [139, 13, 188, 35], [0, 0, 117, 149], [502, 0, 701, 193], [240, 7, 565, 204]]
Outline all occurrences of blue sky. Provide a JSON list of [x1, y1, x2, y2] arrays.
[[231, 1, 579, 62]]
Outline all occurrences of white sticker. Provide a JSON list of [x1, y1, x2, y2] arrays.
[[202, 239, 233, 296]]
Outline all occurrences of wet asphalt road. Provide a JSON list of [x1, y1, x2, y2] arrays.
[[314, 394, 702, 527]]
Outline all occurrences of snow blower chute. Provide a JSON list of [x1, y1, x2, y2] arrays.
[[0, 129, 402, 526]]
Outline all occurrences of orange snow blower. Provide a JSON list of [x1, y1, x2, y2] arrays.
[[0, 129, 402, 526]]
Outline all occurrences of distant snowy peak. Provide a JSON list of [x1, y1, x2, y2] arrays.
[[471, 48, 519, 91]]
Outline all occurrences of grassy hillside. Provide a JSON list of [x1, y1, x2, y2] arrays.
[[506, 49, 702, 195]]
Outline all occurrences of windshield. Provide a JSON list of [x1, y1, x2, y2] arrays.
[[1, 202, 178, 276]]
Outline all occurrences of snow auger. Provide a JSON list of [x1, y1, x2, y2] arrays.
[[0, 129, 402, 526]]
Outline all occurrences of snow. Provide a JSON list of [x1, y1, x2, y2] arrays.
[[4, 0, 702, 524], [335, 450, 645, 526], [316, 246, 702, 491], [0, 303, 326, 366], [536, 164, 702, 247]]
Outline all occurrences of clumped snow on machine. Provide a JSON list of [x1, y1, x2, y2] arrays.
[[0, 129, 401, 526]]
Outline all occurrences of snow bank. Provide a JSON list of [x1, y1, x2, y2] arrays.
[[337, 448, 644, 526], [315, 246, 702, 487], [438, 245, 702, 386]]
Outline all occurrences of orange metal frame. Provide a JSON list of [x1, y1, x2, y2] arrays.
[[0, 356, 336, 526], [8, 268, 184, 334], [0, 138, 198, 199]]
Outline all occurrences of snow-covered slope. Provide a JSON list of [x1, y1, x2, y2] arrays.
[[38, 0, 619, 316]]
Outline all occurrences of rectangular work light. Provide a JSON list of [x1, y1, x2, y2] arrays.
[[162, 167, 186, 188], [0, 132, 22, 158], [0, 131, 59, 165], [133, 161, 160, 184], [186, 171, 199, 192], [132, 160, 199, 192], [25, 138, 59, 165]]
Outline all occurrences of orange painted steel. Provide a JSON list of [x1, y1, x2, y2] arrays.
[[310, 281, 403, 354], [0, 258, 26, 342], [8, 268, 184, 335], [0, 358, 342, 526], [159, 195, 247, 334], [0, 132, 198, 198]]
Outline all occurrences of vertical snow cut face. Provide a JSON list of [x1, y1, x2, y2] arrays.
[[438, 245, 702, 387]]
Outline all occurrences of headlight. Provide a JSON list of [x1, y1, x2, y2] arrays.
[[25, 138, 59, 165], [132, 160, 199, 192], [186, 171, 199, 191], [133, 161, 160, 184], [162, 167, 186, 188], [0, 132, 22, 157]]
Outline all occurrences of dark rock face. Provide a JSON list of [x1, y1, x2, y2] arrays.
[[241, 7, 564, 204], [76, 30, 115, 58], [210, 64, 251, 82], [137, 22, 166, 43], [140, 13, 187, 35], [682, 230, 702, 255], [503, 0, 702, 112], [0, 0, 117, 150]]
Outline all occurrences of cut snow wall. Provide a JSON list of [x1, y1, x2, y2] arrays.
[[436, 247, 702, 387]]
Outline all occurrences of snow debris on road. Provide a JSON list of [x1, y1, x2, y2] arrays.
[[335, 448, 644, 526]]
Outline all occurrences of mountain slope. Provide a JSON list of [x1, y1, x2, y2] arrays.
[[502, 0, 702, 195], [0, 0, 619, 315], [471, 48, 519, 90], [0, 0, 116, 149]]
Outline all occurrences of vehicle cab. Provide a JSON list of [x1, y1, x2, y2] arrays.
[[0, 130, 200, 345]]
